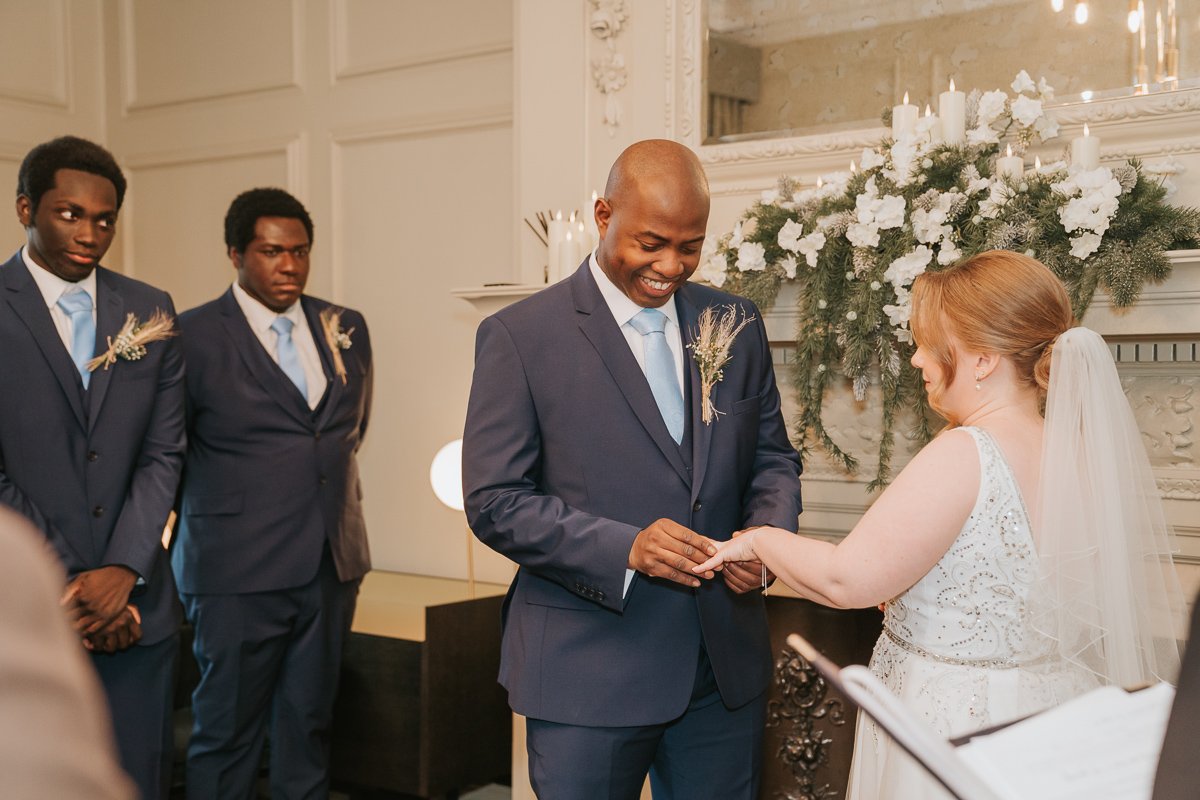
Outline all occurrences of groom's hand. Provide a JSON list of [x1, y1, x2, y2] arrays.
[[629, 519, 718, 588]]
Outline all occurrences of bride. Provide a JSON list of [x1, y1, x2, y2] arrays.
[[694, 250, 1185, 798]]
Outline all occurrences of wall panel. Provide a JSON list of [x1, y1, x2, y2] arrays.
[[125, 145, 293, 311], [0, 1, 69, 109], [333, 121, 512, 582], [118, 0, 301, 111]]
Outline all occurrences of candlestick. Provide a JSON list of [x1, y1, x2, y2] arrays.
[[892, 91, 918, 139], [1156, 8, 1164, 81], [547, 211, 568, 283], [996, 144, 1024, 181], [1071, 124, 1100, 170], [939, 79, 966, 146]]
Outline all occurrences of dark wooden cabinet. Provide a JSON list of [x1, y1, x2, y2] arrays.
[[760, 596, 883, 800], [330, 573, 512, 798]]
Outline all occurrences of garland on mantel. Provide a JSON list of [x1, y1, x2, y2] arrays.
[[697, 72, 1200, 489]]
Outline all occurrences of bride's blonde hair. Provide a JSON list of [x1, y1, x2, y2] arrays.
[[910, 250, 1077, 407]]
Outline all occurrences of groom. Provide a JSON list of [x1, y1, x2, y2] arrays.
[[463, 139, 802, 798]]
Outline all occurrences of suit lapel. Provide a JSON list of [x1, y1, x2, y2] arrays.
[[302, 297, 342, 430], [0, 255, 87, 429], [86, 269, 123, 433], [572, 267, 691, 488], [676, 285, 712, 503], [217, 290, 314, 429]]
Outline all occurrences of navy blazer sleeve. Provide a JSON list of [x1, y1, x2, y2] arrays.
[[101, 296, 186, 580], [0, 466, 74, 566], [463, 315, 640, 612]]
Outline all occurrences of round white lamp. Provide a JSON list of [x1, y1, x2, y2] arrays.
[[430, 439, 474, 597]]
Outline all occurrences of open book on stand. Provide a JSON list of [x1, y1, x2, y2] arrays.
[[786, 634, 1175, 800]]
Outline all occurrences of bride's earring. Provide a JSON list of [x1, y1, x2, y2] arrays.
[[975, 371, 984, 390]]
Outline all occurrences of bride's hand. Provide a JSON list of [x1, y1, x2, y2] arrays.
[[692, 529, 760, 575]]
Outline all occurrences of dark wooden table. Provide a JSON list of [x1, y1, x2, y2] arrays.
[[330, 573, 513, 799]]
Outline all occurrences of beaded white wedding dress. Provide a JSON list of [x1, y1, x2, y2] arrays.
[[845, 426, 1097, 800]]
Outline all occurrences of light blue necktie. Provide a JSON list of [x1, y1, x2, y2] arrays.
[[629, 308, 684, 444], [271, 316, 308, 400], [57, 287, 95, 389]]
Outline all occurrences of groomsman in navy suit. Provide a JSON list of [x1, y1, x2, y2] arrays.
[[0, 136, 185, 799], [173, 188, 373, 799], [464, 139, 803, 799]]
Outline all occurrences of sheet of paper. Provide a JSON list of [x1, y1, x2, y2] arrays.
[[956, 683, 1175, 800]]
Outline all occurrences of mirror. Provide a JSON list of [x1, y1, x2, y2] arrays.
[[704, 0, 1199, 143]]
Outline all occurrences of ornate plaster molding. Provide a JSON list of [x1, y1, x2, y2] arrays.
[[589, 0, 629, 137]]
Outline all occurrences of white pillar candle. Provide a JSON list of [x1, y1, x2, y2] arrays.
[[547, 211, 568, 283], [996, 144, 1024, 181], [892, 91, 918, 139], [923, 104, 942, 143], [1071, 123, 1100, 170], [939, 79, 966, 146], [556, 231, 581, 281]]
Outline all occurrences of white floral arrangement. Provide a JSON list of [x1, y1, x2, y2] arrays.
[[698, 72, 1199, 487]]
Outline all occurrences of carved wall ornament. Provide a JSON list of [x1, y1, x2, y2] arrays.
[[767, 648, 846, 800], [589, 0, 629, 136]]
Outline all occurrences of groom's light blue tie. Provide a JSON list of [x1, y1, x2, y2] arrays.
[[629, 308, 684, 444], [57, 287, 95, 389], [271, 316, 308, 400]]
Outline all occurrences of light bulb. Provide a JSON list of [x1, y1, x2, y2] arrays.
[[1074, 2, 1088, 24], [1127, 0, 1141, 32]]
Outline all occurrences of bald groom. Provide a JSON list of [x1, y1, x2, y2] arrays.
[[464, 140, 802, 799]]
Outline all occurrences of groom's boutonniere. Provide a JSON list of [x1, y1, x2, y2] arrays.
[[85, 310, 176, 372], [688, 304, 755, 425], [319, 307, 355, 385]]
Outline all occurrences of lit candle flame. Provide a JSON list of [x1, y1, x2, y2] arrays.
[[1035, 156, 1042, 170], [816, 177, 824, 188], [903, 91, 909, 105], [1084, 123, 1090, 137], [949, 78, 956, 92], [1007, 144, 1013, 157], [924, 104, 932, 116], [850, 160, 857, 173], [1074, 1, 1089, 24]]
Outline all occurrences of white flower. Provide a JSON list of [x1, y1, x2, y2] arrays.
[[870, 281, 881, 290], [911, 206, 952, 244], [846, 221, 881, 248], [729, 222, 744, 248], [777, 218, 805, 252], [966, 125, 1001, 146], [1037, 76, 1055, 100], [797, 231, 826, 267], [817, 363, 827, 372], [860, 147, 886, 170], [884, 246, 934, 288], [873, 194, 907, 230], [735, 241, 766, 271], [846, 311, 858, 321], [845, 272, 854, 281], [1069, 232, 1103, 259], [885, 139, 918, 186], [1034, 114, 1059, 141], [979, 182, 1015, 219], [761, 189, 780, 205], [780, 254, 798, 279], [976, 90, 1008, 126], [1011, 70, 1036, 94], [697, 249, 728, 288], [1010, 95, 1043, 127], [817, 299, 828, 310], [937, 242, 962, 265]]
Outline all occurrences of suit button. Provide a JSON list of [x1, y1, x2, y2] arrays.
[[92, 506, 104, 518], [692, 501, 702, 512], [319, 476, 328, 485], [87, 451, 99, 462]]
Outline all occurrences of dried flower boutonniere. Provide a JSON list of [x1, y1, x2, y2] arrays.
[[319, 307, 355, 384], [86, 310, 177, 372], [688, 304, 755, 425]]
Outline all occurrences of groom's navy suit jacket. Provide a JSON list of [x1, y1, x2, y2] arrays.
[[172, 289, 372, 595], [0, 252, 185, 644], [464, 262, 802, 726]]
